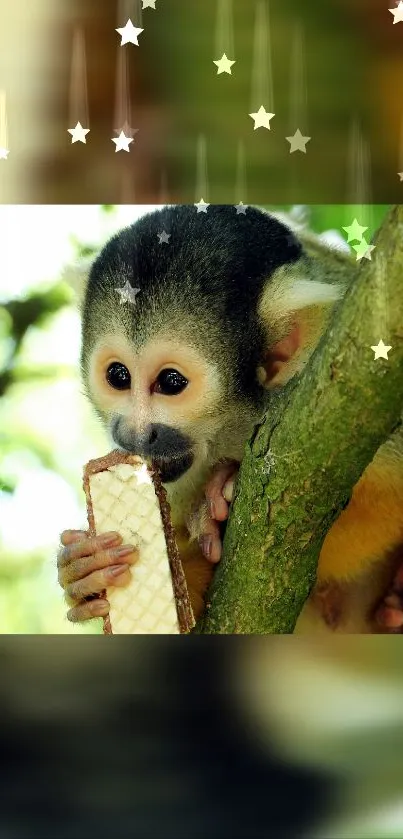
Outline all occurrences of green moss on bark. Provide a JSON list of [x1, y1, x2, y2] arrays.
[[197, 205, 403, 634]]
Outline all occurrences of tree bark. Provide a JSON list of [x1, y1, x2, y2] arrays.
[[198, 204, 403, 634]]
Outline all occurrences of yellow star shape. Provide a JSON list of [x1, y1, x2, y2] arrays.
[[249, 106, 275, 130], [195, 198, 210, 213], [213, 54, 236, 74], [342, 218, 368, 243], [286, 129, 311, 153], [398, 173, 403, 182], [389, 2, 403, 23], [116, 19, 144, 45], [353, 237, 375, 261], [112, 131, 133, 152], [370, 340, 392, 360], [68, 122, 90, 144], [115, 280, 141, 305]]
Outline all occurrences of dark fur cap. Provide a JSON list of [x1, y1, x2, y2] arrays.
[[81, 205, 302, 403]]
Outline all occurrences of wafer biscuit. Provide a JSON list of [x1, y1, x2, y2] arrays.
[[83, 450, 195, 634]]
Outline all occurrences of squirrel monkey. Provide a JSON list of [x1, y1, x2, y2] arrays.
[[58, 205, 403, 633]]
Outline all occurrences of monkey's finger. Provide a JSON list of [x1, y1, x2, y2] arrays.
[[60, 529, 90, 546], [57, 531, 123, 568], [64, 564, 132, 601], [59, 544, 139, 587], [375, 593, 403, 632], [375, 605, 403, 631], [205, 461, 239, 521], [198, 517, 222, 563], [67, 598, 110, 623], [222, 477, 234, 504]]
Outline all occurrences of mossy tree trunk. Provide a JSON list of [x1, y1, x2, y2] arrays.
[[198, 205, 403, 634]]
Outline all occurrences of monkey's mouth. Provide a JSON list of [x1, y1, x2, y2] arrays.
[[153, 451, 194, 483]]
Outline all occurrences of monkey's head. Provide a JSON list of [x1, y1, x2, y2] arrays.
[[79, 205, 346, 484]]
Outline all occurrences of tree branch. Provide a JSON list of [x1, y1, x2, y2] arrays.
[[198, 205, 403, 634]]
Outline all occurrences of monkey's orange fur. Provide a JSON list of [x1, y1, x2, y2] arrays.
[[317, 455, 403, 583]]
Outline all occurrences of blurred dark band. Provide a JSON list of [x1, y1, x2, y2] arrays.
[[0, 637, 335, 839]]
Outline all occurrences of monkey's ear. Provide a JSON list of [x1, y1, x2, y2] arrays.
[[60, 254, 95, 309], [257, 275, 343, 388]]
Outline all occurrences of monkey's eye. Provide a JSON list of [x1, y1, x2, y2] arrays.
[[153, 368, 188, 395], [106, 362, 131, 390]]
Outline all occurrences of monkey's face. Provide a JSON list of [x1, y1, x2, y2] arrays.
[[80, 204, 308, 485], [85, 331, 232, 483]]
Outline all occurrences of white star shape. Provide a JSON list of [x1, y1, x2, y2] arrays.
[[115, 280, 141, 305], [370, 340, 392, 360], [112, 131, 133, 152], [195, 198, 210, 213], [116, 19, 144, 46], [235, 202, 247, 215], [0, 147, 9, 160], [342, 218, 368, 243], [286, 128, 311, 153], [68, 121, 90, 144], [249, 106, 275, 130], [158, 230, 171, 244], [353, 237, 375, 261], [113, 120, 139, 139], [135, 463, 153, 484], [213, 54, 236, 75], [389, 2, 403, 23], [398, 172, 403, 182], [142, 0, 156, 8]]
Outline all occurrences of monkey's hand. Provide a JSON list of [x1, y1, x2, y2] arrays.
[[186, 460, 240, 562], [375, 559, 403, 633], [57, 529, 138, 623]]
